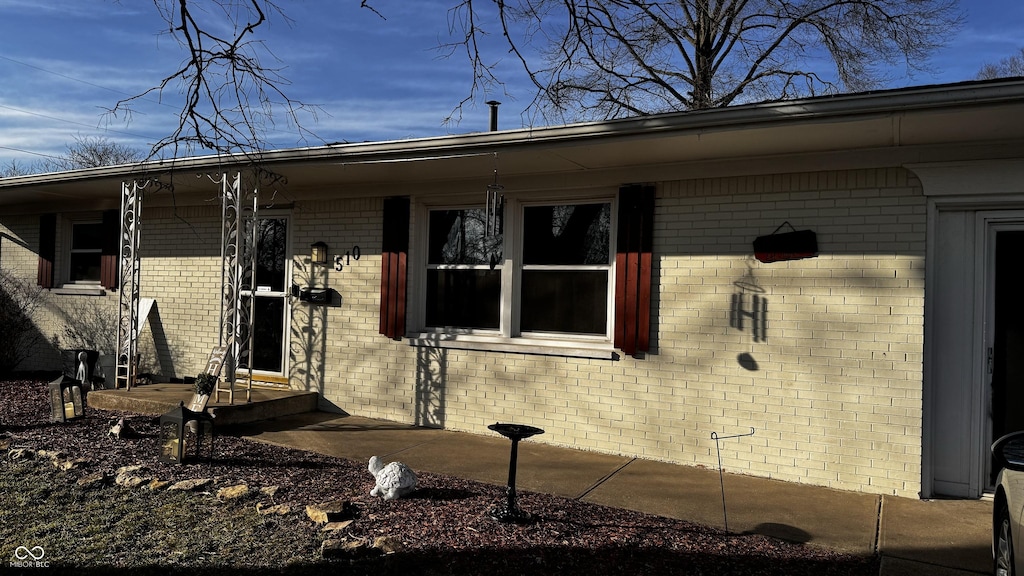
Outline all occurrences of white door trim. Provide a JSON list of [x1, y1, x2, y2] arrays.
[[978, 213, 1024, 491], [242, 210, 292, 378]]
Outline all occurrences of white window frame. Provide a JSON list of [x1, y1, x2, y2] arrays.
[[67, 219, 104, 285], [409, 191, 618, 359], [49, 215, 109, 296], [423, 205, 504, 335]]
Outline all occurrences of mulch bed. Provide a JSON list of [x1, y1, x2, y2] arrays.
[[0, 375, 880, 575]]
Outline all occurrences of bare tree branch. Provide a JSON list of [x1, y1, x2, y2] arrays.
[[106, 0, 373, 161], [450, 0, 963, 121], [100, 0, 962, 152], [43, 135, 143, 172], [978, 47, 1024, 80], [0, 135, 142, 176]]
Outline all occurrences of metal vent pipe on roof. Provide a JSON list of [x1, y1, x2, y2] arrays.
[[486, 100, 501, 131]]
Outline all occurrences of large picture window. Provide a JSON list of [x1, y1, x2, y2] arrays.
[[395, 185, 652, 357], [422, 199, 613, 340]]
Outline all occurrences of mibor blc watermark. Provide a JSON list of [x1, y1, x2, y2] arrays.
[[10, 545, 49, 569]]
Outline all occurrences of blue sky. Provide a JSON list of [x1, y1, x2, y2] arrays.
[[0, 0, 1021, 167]]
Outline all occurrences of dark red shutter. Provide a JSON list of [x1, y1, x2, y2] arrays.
[[100, 209, 119, 290], [37, 213, 56, 288], [614, 185, 654, 357], [380, 196, 410, 340]]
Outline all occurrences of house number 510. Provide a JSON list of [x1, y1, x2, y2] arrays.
[[334, 246, 361, 271]]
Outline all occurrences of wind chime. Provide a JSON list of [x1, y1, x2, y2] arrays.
[[484, 152, 504, 268], [485, 152, 504, 237]]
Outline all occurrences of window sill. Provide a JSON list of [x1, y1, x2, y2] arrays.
[[406, 333, 618, 360], [52, 285, 106, 296]]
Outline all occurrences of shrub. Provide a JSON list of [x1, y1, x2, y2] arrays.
[[0, 269, 46, 373]]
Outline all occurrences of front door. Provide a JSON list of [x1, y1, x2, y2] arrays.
[[241, 215, 290, 376], [987, 227, 1024, 486]]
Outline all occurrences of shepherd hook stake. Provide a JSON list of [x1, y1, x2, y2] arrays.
[[711, 427, 755, 532]]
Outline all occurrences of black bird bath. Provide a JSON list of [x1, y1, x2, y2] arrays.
[[488, 422, 545, 523]]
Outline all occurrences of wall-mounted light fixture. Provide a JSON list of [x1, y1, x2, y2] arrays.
[[311, 241, 328, 265]]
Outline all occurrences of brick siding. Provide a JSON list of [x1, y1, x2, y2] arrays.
[[0, 167, 926, 496]]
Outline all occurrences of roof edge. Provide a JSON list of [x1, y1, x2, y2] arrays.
[[3, 78, 1024, 189]]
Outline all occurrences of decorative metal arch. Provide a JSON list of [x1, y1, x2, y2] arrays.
[[115, 174, 258, 403], [115, 180, 145, 390], [216, 172, 256, 403]]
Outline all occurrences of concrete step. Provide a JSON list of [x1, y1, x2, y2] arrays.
[[87, 383, 318, 426]]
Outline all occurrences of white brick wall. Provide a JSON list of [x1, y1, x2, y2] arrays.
[[137, 205, 224, 376], [1, 214, 121, 372], [2, 167, 926, 496], [287, 168, 925, 497], [368, 167, 921, 497], [642, 168, 925, 496]]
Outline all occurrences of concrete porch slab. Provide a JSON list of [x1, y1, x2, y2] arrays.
[[86, 383, 318, 426]]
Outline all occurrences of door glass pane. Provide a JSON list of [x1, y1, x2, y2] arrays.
[[523, 203, 611, 265], [521, 270, 608, 334], [249, 297, 284, 372], [251, 218, 288, 292], [425, 269, 501, 329]]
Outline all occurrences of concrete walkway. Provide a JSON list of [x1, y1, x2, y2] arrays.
[[228, 412, 993, 576]]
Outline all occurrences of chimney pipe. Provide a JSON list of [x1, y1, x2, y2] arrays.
[[486, 100, 501, 131]]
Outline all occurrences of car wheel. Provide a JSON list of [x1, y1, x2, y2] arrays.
[[997, 501, 1016, 576]]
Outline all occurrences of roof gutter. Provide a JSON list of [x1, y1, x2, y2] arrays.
[[2, 78, 1024, 190]]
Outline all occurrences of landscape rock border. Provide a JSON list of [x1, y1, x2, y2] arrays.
[[1, 378, 881, 575], [6, 443, 384, 559]]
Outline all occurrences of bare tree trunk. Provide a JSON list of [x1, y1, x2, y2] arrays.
[[692, 0, 714, 110]]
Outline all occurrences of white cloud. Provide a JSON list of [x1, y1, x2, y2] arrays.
[[0, 0, 143, 19]]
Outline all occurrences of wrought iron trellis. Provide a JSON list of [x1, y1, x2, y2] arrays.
[[215, 172, 256, 404], [115, 174, 258, 402], [115, 180, 145, 390]]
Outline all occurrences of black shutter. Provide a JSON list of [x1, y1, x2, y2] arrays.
[[37, 213, 56, 288]]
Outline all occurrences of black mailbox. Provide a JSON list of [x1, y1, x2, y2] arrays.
[[299, 287, 329, 304]]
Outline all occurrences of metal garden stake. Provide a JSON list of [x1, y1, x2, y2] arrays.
[[711, 427, 755, 532]]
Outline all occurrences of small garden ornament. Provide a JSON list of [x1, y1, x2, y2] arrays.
[[368, 456, 417, 500], [108, 417, 135, 439]]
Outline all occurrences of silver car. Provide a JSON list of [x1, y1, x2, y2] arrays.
[[993, 432, 1024, 576]]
